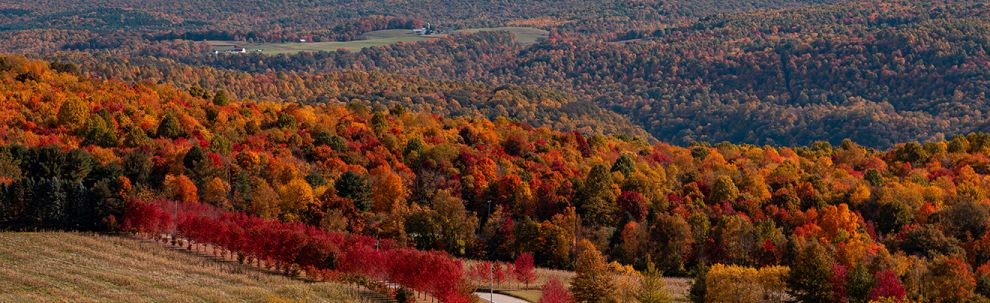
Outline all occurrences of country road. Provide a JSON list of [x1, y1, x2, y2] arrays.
[[473, 292, 530, 303]]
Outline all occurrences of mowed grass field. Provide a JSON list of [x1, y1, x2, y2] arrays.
[[208, 27, 548, 55], [0, 232, 380, 303], [454, 27, 548, 45]]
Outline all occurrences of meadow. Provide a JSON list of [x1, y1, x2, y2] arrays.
[[207, 27, 548, 55], [0, 232, 383, 303]]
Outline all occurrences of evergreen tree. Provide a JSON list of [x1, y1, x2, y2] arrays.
[[28, 146, 65, 179], [6, 178, 34, 229], [638, 259, 673, 303], [122, 151, 151, 185], [64, 182, 94, 230], [335, 171, 372, 212], [787, 241, 834, 303], [37, 178, 66, 229], [64, 149, 93, 184], [688, 263, 708, 303], [577, 164, 617, 226]]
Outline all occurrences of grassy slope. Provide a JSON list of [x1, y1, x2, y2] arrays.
[[0, 232, 379, 303], [208, 27, 548, 55]]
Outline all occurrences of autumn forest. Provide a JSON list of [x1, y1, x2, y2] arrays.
[[2, 1, 990, 303]]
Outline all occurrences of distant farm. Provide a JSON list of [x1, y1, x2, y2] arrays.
[[207, 27, 548, 55]]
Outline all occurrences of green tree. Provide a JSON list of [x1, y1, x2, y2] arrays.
[[122, 151, 151, 185], [688, 263, 708, 303], [156, 112, 186, 139], [335, 171, 372, 212], [37, 178, 66, 229], [638, 259, 673, 303], [82, 114, 118, 147], [709, 175, 739, 203], [787, 241, 834, 303], [611, 154, 635, 177], [894, 142, 929, 165], [577, 164, 617, 226], [28, 146, 66, 179], [846, 263, 873, 303], [864, 169, 884, 186], [371, 112, 388, 135], [123, 126, 150, 147], [64, 149, 93, 184], [212, 89, 229, 106]]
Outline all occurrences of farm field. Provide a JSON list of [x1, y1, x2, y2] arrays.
[[0, 232, 380, 303], [454, 27, 548, 45], [207, 29, 436, 55], [207, 27, 548, 55]]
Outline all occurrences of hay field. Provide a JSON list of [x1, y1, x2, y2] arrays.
[[0, 232, 382, 303]]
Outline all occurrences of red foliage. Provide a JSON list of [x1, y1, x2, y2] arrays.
[[869, 270, 906, 301], [538, 278, 574, 303], [514, 252, 537, 287], [122, 199, 469, 302], [831, 264, 849, 303], [617, 191, 648, 222]]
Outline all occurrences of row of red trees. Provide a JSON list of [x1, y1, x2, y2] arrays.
[[121, 199, 471, 302], [466, 252, 537, 288]]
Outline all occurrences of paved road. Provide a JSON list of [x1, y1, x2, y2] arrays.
[[473, 292, 530, 303]]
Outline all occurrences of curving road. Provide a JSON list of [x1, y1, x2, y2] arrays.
[[473, 292, 530, 303]]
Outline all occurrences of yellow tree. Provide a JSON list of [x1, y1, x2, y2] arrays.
[[57, 96, 89, 131], [571, 239, 617, 302], [369, 164, 408, 213], [247, 177, 279, 218], [278, 178, 315, 221], [201, 176, 232, 209], [164, 174, 198, 203]]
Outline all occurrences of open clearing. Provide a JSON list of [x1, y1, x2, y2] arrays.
[[208, 29, 436, 55], [0, 232, 379, 303], [208, 27, 549, 55], [455, 27, 548, 45]]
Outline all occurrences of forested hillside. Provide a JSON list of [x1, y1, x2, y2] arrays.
[[42, 52, 651, 139], [6, 55, 990, 302], [0, 0, 837, 40], [5, 0, 990, 301], [119, 0, 986, 147]]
